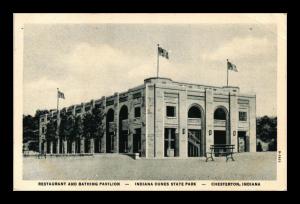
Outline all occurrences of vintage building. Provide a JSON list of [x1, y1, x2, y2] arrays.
[[39, 77, 256, 158]]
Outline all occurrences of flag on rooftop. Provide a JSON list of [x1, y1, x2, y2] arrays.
[[227, 59, 238, 72], [158, 46, 169, 59], [58, 90, 65, 99]]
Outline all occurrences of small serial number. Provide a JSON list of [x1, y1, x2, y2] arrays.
[[278, 150, 282, 163]]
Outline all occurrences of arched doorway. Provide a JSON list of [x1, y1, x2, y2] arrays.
[[213, 106, 229, 146], [106, 109, 115, 153], [119, 105, 129, 153], [187, 105, 205, 157]]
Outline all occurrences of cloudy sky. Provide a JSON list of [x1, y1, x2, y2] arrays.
[[23, 23, 277, 116]]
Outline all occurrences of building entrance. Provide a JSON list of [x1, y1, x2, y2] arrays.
[[164, 128, 176, 157], [133, 128, 141, 154], [214, 130, 227, 145], [238, 131, 247, 152], [188, 129, 201, 157]]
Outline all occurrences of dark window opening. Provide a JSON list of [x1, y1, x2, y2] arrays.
[[95, 103, 103, 109], [134, 107, 141, 118], [188, 106, 201, 118], [106, 100, 114, 106], [132, 92, 141, 99], [214, 108, 226, 120], [166, 106, 176, 117], [239, 112, 247, 121]]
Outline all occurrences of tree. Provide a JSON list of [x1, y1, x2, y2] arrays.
[[73, 115, 83, 140], [93, 106, 105, 152], [83, 107, 104, 139], [257, 116, 277, 142], [35, 109, 49, 119], [65, 115, 75, 142], [23, 109, 49, 152], [83, 112, 93, 139], [23, 115, 36, 143], [257, 116, 277, 151], [45, 119, 57, 142], [93, 107, 105, 139], [59, 112, 68, 141], [23, 115, 35, 130]]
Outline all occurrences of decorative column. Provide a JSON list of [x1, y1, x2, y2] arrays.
[[154, 85, 165, 158], [113, 93, 119, 153], [50, 141, 53, 154], [145, 84, 155, 158], [205, 88, 214, 153], [56, 138, 60, 154], [80, 138, 85, 153], [249, 97, 257, 152], [101, 97, 106, 153], [179, 90, 188, 158], [63, 140, 68, 154], [39, 140, 43, 153], [71, 141, 76, 154], [43, 141, 47, 154], [90, 138, 95, 153], [229, 92, 238, 152]]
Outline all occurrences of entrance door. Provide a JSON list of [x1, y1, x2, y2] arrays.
[[214, 130, 227, 156], [214, 130, 226, 145], [238, 131, 246, 152], [188, 129, 201, 157], [133, 128, 141, 154], [164, 128, 176, 157], [119, 130, 128, 153]]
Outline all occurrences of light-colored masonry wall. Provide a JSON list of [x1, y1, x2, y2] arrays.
[[39, 85, 146, 156], [39, 77, 256, 157], [144, 78, 256, 158]]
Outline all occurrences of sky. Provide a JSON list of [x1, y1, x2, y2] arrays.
[[23, 23, 277, 117]]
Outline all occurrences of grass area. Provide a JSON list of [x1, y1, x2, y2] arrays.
[[23, 152, 276, 180]]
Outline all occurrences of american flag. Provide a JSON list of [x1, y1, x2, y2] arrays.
[[158, 46, 169, 59], [227, 60, 238, 72], [58, 90, 65, 99]]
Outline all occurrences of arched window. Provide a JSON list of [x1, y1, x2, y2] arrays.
[[119, 106, 128, 120], [107, 109, 114, 122], [188, 106, 201, 118], [214, 108, 226, 120]]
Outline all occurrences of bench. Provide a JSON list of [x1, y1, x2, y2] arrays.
[[206, 144, 235, 162]]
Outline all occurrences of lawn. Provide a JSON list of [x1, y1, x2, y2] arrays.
[[23, 152, 276, 180]]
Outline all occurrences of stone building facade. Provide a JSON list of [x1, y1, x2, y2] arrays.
[[39, 77, 256, 158]]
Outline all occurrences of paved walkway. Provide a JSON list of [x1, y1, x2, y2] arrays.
[[23, 152, 276, 180]]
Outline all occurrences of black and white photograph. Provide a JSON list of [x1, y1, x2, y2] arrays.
[[13, 13, 287, 191]]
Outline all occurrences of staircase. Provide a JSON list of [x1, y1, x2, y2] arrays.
[[188, 132, 201, 157]]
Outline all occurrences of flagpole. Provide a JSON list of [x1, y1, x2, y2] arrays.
[[226, 59, 229, 86], [57, 88, 59, 112], [157, 44, 159, 78]]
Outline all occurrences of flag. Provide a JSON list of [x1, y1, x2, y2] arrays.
[[158, 46, 169, 59], [58, 90, 65, 99], [227, 60, 238, 72]]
